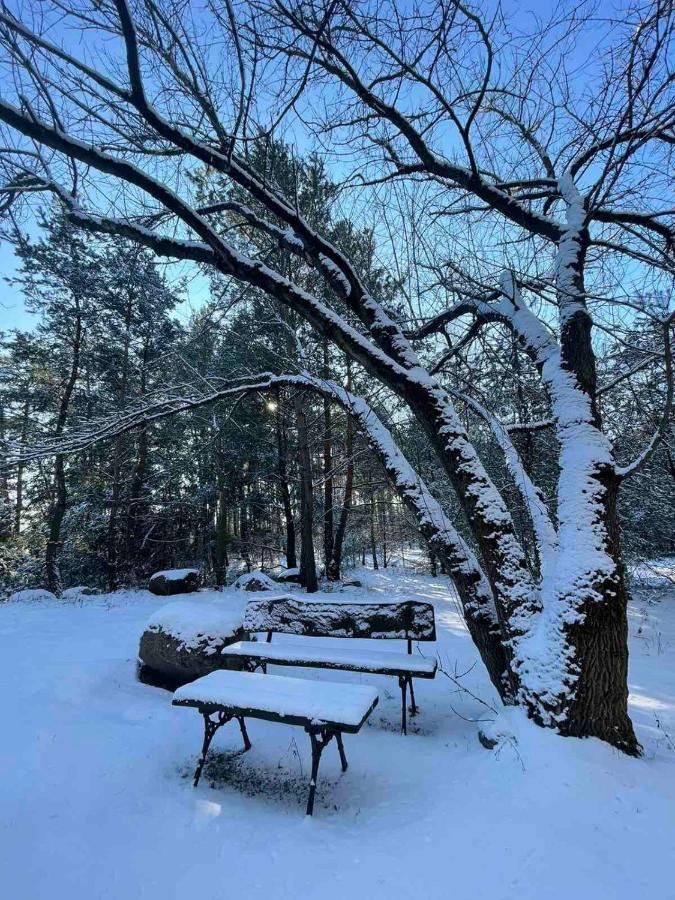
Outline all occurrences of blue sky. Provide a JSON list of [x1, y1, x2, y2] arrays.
[[0, 237, 29, 330], [0, 0, 632, 335]]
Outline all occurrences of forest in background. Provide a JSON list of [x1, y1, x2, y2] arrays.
[[1, 141, 672, 597], [0, 0, 672, 752]]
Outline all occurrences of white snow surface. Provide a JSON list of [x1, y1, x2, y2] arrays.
[[174, 670, 378, 729], [222, 640, 438, 675], [145, 593, 247, 651], [0, 569, 674, 900]]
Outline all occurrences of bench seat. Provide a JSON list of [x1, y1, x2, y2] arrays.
[[174, 668, 379, 732], [221, 640, 438, 678]]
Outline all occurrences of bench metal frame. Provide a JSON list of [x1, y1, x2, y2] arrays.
[[173, 693, 377, 816], [226, 598, 437, 735], [246, 635, 426, 735]]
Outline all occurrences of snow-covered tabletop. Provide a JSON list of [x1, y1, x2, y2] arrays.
[[173, 669, 379, 730]]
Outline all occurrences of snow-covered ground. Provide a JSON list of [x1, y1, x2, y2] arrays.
[[1, 569, 673, 900]]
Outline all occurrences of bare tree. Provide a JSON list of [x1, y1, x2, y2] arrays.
[[0, 0, 673, 754]]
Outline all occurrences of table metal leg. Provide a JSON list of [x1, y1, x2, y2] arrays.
[[194, 711, 229, 786]]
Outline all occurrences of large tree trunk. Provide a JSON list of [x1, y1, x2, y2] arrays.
[[559, 474, 636, 751], [546, 182, 639, 754]]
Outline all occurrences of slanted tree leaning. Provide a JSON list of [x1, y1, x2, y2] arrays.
[[0, 0, 674, 754]]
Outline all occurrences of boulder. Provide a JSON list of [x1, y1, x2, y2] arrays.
[[149, 568, 202, 596], [233, 571, 277, 592], [138, 594, 248, 688], [275, 566, 302, 584]]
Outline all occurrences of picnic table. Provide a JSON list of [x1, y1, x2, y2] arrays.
[[173, 669, 379, 815]]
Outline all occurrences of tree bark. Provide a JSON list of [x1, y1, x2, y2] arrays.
[[322, 341, 334, 570], [326, 376, 354, 581], [370, 489, 379, 570], [275, 395, 297, 569], [293, 392, 318, 592], [14, 398, 30, 535], [46, 298, 83, 595], [107, 288, 139, 589], [549, 202, 639, 754]]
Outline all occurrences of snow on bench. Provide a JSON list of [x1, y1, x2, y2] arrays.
[[223, 641, 437, 677], [174, 669, 379, 731], [172, 669, 379, 816], [242, 596, 436, 640], [224, 595, 438, 734]]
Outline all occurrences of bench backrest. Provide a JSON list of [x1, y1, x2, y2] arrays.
[[243, 596, 436, 641]]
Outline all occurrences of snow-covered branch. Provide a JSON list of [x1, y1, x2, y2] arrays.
[[453, 390, 557, 581]]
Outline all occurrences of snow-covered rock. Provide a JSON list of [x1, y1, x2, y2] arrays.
[[275, 567, 301, 583], [233, 571, 277, 592], [149, 568, 202, 596], [138, 593, 248, 687]]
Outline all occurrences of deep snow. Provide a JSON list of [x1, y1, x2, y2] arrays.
[[1, 569, 673, 900]]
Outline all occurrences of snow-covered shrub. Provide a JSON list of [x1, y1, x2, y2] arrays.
[[6, 589, 58, 604]]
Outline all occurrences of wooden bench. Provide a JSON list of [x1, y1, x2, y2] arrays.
[[173, 669, 378, 816], [221, 596, 437, 734]]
